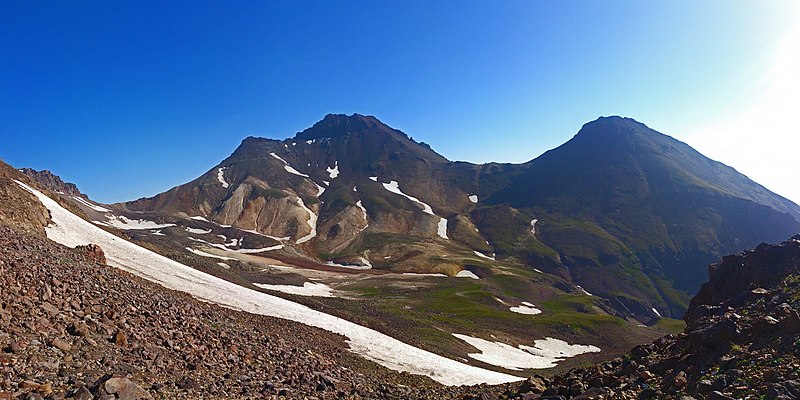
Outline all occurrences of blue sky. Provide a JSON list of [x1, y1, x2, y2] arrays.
[[2, 1, 798, 203]]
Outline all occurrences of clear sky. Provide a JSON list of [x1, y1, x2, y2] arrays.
[[2, 1, 798, 204]]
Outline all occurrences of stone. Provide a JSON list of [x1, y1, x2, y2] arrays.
[[51, 338, 72, 352], [113, 331, 128, 347], [104, 377, 152, 400], [707, 391, 735, 400], [68, 322, 91, 337]]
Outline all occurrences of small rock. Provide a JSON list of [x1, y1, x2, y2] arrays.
[[113, 331, 128, 347], [51, 338, 72, 352], [68, 322, 91, 337], [707, 391, 735, 400], [104, 377, 152, 400]]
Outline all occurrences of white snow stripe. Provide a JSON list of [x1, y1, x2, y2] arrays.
[[15, 180, 522, 386]]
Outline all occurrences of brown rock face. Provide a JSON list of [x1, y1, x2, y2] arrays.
[[74, 244, 106, 265]]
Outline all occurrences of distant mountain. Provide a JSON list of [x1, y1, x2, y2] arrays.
[[118, 114, 800, 318], [19, 167, 86, 199]]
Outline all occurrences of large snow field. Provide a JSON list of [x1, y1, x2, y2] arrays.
[[15, 180, 522, 386], [452, 334, 600, 371], [254, 281, 335, 298]]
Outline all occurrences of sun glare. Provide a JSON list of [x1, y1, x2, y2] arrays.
[[684, 5, 800, 203]]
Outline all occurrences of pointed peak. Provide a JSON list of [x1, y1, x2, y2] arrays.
[[295, 113, 401, 141]]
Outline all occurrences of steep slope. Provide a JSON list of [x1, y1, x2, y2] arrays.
[[482, 116, 800, 316]]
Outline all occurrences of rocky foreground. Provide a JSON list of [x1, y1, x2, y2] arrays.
[[0, 225, 521, 399], [3, 220, 800, 399]]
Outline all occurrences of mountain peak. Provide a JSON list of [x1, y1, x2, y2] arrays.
[[295, 113, 404, 141], [577, 116, 652, 137]]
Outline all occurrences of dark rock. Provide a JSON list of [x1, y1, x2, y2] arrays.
[[707, 391, 735, 400]]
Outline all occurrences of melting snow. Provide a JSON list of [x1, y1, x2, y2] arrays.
[[510, 302, 542, 316], [468, 194, 478, 204], [270, 152, 310, 178], [456, 270, 480, 280], [473, 251, 495, 261], [254, 282, 334, 297], [315, 183, 326, 197], [186, 227, 212, 235], [453, 334, 600, 371], [530, 219, 538, 235], [652, 308, 662, 318], [382, 181, 434, 215], [186, 247, 237, 261], [294, 197, 317, 244], [217, 167, 229, 188], [326, 261, 372, 270], [401, 273, 448, 277], [355, 201, 369, 232], [437, 217, 449, 239], [96, 215, 175, 230], [15, 180, 522, 386], [72, 196, 111, 212], [576, 285, 593, 296], [326, 161, 339, 179]]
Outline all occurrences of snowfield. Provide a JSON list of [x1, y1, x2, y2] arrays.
[[294, 197, 317, 244], [382, 181, 434, 215], [15, 180, 524, 386], [456, 270, 480, 279], [270, 152, 310, 178], [71, 196, 111, 212], [453, 334, 600, 371], [509, 302, 542, 316], [254, 282, 335, 298], [326, 161, 339, 179], [95, 215, 175, 230], [217, 167, 229, 188], [437, 217, 449, 239]]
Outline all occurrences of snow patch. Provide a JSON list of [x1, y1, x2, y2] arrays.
[[369, 176, 378, 182], [576, 285, 593, 296], [453, 334, 600, 371], [186, 227, 212, 235], [150, 230, 165, 236], [456, 270, 480, 280], [326, 261, 372, 270], [468, 194, 478, 204], [652, 308, 662, 318], [530, 219, 538, 235], [437, 217, 449, 240], [254, 282, 335, 298], [217, 262, 230, 269], [402, 273, 448, 277], [355, 200, 369, 232], [294, 197, 317, 244], [16, 180, 522, 386], [72, 196, 111, 212], [189, 216, 210, 222], [186, 247, 237, 261], [473, 251, 495, 261], [382, 181, 434, 215], [217, 167, 229, 188], [315, 183, 326, 197], [96, 215, 175, 230], [270, 152, 309, 178], [510, 302, 542, 316], [326, 161, 339, 179]]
